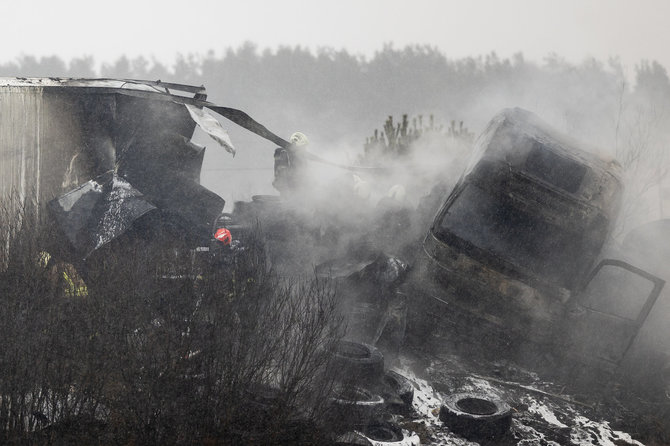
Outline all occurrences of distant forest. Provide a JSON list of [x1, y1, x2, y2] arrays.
[[2, 44, 669, 149], [2, 44, 669, 224]]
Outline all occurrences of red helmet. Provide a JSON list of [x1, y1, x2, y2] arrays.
[[214, 228, 232, 245]]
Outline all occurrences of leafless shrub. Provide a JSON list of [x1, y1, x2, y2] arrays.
[[0, 202, 344, 444], [0, 199, 107, 441], [611, 89, 670, 237]]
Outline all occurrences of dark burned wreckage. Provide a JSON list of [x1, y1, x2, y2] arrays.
[[412, 109, 666, 373], [0, 77, 276, 259], [1, 78, 668, 442]]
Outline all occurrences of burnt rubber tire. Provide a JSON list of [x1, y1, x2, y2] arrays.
[[382, 370, 414, 407], [336, 422, 418, 445], [373, 370, 414, 415], [439, 392, 512, 441], [361, 422, 416, 445], [333, 340, 384, 385], [329, 386, 385, 430]]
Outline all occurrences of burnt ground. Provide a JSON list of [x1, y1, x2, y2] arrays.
[[384, 341, 670, 446], [247, 196, 670, 445]]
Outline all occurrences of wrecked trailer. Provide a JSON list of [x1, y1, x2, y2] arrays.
[[0, 77, 297, 265], [0, 77, 344, 278], [0, 78, 233, 261], [408, 108, 666, 380]]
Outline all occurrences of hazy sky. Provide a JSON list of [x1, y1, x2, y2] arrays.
[[2, 0, 669, 78]]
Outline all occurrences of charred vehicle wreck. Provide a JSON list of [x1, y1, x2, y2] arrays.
[[410, 108, 666, 380]]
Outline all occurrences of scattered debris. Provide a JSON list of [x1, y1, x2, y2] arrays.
[[1, 78, 669, 443]]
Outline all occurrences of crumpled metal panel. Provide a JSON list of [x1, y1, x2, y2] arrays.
[[48, 171, 156, 258], [123, 169, 224, 238], [185, 104, 236, 156]]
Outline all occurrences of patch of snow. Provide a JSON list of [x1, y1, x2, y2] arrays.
[[360, 429, 421, 446], [525, 398, 569, 428], [406, 370, 442, 423], [459, 376, 501, 397], [95, 174, 153, 249], [570, 415, 644, 446], [513, 420, 562, 446]]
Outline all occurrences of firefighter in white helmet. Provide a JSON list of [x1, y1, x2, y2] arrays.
[[273, 132, 310, 195]]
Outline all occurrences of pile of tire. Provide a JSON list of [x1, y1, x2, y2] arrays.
[[328, 340, 419, 446]]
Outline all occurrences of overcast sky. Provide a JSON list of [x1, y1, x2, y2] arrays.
[[2, 0, 669, 78]]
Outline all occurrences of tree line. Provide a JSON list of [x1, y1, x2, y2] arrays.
[[1, 44, 669, 146]]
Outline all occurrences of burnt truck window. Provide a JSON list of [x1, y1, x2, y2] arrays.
[[436, 184, 593, 289], [525, 143, 587, 194], [581, 264, 656, 320]]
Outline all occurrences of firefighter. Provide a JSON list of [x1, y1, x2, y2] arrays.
[[272, 131, 310, 196], [38, 251, 88, 297]]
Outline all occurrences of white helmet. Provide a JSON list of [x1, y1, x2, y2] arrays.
[[387, 184, 406, 202], [290, 132, 309, 147]]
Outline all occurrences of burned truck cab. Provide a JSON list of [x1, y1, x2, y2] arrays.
[[412, 108, 664, 371]]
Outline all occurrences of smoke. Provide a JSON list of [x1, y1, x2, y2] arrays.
[[192, 50, 670, 392], [201, 52, 670, 241]]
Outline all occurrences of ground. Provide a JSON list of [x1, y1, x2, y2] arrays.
[[384, 347, 666, 445]]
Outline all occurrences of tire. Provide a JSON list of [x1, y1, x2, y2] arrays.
[[359, 422, 419, 445], [329, 386, 385, 429], [332, 341, 384, 385], [439, 392, 512, 441], [336, 422, 419, 445], [379, 370, 414, 414]]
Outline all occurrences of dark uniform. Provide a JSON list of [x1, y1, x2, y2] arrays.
[[272, 134, 309, 195]]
